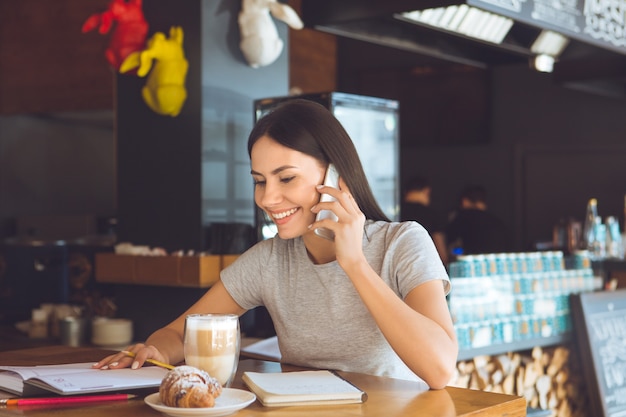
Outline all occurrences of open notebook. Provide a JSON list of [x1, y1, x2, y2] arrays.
[[0, 362, 168, 397]]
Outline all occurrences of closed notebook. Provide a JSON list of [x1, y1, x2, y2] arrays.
[[242, 370, 367, 407]]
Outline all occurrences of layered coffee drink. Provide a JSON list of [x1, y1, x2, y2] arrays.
[[183, 314, 240, 387]]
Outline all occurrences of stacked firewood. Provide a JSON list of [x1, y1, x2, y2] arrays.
[[449, 345, 589, 416]]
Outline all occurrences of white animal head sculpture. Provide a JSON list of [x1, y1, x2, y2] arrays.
[[238, 0, 304, 68]]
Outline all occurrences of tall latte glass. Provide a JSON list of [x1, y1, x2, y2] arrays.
[[183, 314, 240, 387]]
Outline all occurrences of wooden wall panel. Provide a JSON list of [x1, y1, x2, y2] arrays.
[[288, 0, 337, 94], [0, 0, 113, 114]]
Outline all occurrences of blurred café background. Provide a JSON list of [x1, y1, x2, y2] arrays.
[[1, 1, 626, 415]]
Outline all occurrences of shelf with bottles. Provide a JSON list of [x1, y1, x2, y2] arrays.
[[582, 197, 625, 260], [448, 251, 600, 360]]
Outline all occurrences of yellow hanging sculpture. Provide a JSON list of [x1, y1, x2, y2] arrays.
[[120, 26, 188, 117]]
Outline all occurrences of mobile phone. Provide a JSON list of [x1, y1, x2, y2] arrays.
[[314, 164, 339, 240]]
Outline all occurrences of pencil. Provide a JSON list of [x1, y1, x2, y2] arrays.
[[1, 394, 136, 407], [121, 350, 175, 370]]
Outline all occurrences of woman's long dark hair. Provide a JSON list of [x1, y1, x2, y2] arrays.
[[248, 98, 390, 222]]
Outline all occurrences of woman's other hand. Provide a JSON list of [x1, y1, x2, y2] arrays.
[[92, 343, 169, 370]]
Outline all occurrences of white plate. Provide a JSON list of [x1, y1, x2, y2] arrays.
[[144, 389, 256, 417]]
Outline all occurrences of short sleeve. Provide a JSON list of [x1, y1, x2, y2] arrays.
[[387, 222, 450, 297], [220, 240, 271, 310]]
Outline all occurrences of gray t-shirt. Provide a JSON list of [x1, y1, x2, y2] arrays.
[[221, 220, 449, 386]]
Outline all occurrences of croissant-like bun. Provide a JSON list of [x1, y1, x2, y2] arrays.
[[159, 365, 222, 408]]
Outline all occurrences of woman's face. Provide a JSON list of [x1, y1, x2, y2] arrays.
[[250, 135, 326, 239]]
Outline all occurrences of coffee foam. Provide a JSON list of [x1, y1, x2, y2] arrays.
[[185, 317, 238, 331]]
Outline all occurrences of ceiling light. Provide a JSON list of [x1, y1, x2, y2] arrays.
[[530, 54, 555, 73], [398, 6, 514, 45], [531, 30, 570, 57]]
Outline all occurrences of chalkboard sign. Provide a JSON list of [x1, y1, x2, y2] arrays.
[[571, 289, 626, 417]]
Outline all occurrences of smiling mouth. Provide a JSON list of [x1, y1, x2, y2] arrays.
[[271, 208, 299, 220]]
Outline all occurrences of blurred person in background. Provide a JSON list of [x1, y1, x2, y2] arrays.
[[401, 176, 448, 265], [446, 184, 511, 256]]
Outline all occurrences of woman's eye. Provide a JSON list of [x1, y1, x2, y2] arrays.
[[253, 180, 266, 187], [280, 176, 295, 184]]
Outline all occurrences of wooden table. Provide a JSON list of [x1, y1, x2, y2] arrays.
[[0, 346, 526, 417]]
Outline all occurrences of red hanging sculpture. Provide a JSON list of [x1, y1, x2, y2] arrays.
[[82, 0, 149, 70]]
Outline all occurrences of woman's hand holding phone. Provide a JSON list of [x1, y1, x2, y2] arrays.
[[313, 173, 367, 268], [313, 163, 366, 255]]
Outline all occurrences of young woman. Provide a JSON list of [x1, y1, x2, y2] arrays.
[[94, 99, 458, 389]]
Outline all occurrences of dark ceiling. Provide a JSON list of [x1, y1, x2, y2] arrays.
[[300, 0, 626, 98]]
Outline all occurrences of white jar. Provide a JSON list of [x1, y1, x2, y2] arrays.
[[91, 317, 133, 347]]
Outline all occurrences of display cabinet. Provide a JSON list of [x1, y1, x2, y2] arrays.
[[448, 251, 598, 360]]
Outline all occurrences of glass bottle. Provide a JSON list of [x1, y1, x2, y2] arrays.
[[606, 216, 623, 259], [582, 198, 598, 251], [589, 217, 606, 260]]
